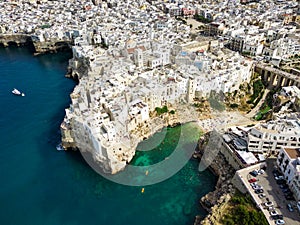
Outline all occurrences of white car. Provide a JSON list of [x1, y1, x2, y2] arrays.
[[258, 193, 266, 198], [275, 219, 285, 225], [287, 203, 293, 212], [258, 169, 265, 174], [264, 201, 273, 207], [253, 185, 263, 190], [275, 175, 284, 180], [250, 182, 258, 187], [270, 210, 278, 216]]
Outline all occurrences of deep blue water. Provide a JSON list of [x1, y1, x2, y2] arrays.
[[0, 46, 217, 225]]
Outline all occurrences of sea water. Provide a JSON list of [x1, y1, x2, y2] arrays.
[[0, 46, 217, 225]]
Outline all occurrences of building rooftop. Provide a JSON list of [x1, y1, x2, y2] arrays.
[[284, 147, 300, 159]]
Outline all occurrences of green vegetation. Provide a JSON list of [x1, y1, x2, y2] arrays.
[[194, 14, 212, 23], [242, 51, 251, 56], [252, 79, 264, 101], [251, 72, 261, 80], [222, 193, 268, 225], [101, 42, 108, 49], [229, 103, 239, 108], [40, 24, 51, 29], [255, 106, 270, 120], [193, 102, 204, 108], [155, 106, 168, 115], [169, 110, 175, 115], [255, 90, 275, 120], [247, 79, 265, 107]]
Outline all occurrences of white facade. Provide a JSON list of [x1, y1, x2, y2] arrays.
[[61, 38, 254, 173], [271, 37, 300, 59], [277, 147, 300, 201], [248, 119, 300, 154]]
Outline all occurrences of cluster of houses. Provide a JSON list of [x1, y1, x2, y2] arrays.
[[1, 0, 300, 214]]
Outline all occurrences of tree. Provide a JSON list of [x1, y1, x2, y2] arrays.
[[155, 106, 168, 115]]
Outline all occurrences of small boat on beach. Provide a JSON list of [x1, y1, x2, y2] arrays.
[[12, 88, 25, 96]]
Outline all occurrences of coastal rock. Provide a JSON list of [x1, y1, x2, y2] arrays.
[[193, 131, 236, 225], [0, 34, 30, 47]]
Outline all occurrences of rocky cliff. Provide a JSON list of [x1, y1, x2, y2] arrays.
[[193, 132, 236, 225]]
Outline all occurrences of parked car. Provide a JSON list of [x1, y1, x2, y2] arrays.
[[250, 182, 258, 187], [275, 175, 284, 181], [258, 193, 266, 198], [287, 203, 293, 212], [255, 189, 264, 194], [250, 170, 258, 177], [253, 185, 263, 190], [273, 169, 281, 177], [270, 210, 278, 216], [264, 201, 273, 207], [282, 188, 291, 193], [285, 195, 295, 200], [276, 179, 286, 185], [272, 215, 283, 220], [275, 219, 285, 225], [248, 178, 257, 183], [258, 169, 265, 174], [285, 192, 293, 197], [279, 184, 288, 189]]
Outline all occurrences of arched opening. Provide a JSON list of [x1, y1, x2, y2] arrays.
[[7, 41, 18, 47]]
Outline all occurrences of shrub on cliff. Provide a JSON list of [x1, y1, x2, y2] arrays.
[[222, 193, 268, 225], [155, 106, 168, 115]]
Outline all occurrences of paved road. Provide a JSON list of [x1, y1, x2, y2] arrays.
[[256, 159, 300, 225]]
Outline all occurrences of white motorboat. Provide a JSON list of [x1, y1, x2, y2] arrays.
[[12, 88, 25, 96]]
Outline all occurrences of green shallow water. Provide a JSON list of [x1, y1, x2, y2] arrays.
[[0, 46, 217, 225]]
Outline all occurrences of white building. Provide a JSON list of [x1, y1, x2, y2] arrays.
[[248, 119, 300, 155], [270, 37, 300, 60], [277, 147, 300, 201]]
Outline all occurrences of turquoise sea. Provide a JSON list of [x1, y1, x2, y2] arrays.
[[0, 46, 217, 225]]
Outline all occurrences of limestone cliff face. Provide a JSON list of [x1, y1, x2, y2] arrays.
[[61, 111, 182, 174], [73, 119, 136, 174], [193, 132, 236, 225], [0, 34, 30, 47], [61, 105, 184, 174], [60, 61, 134, 173]]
